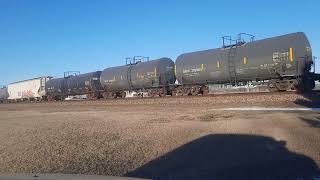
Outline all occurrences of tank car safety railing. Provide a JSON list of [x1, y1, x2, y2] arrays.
[[222, 36, 237, 48], [222, 33, 255, 48], [125, 56, 149, 65], [64, 71, 80, 78], [222, 35, 240, 85], [237, 33, 255, 44]]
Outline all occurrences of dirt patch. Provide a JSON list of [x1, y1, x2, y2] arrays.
[[148, 118, 171, 123], [177, 115, 195, 121], [197, 111, 256, 122], [199, 113, 220, 122], [0, 93, 320, 178]]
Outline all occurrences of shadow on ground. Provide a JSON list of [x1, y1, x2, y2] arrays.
[[301, 116, 320, 128], [127, 134, 319, 180], [294, 91, 320, 107]]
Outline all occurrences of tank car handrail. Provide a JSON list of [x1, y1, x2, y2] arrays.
[[222, 33, 254, 48], [64, 71, 80, 78], [237, 33, 255, 44], [125, 56, 149, 65], [222, 36, 237, 48]]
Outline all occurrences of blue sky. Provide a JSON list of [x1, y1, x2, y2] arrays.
[[0, 0, 319, 85]]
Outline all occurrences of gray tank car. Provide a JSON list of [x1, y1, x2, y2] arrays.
[[175, 32, 314, 94], [45, 78, 66, 100], [0, 87, 8, 103], [100, 58, 175, 98], [65, 71, 102, 98], [46, 71, 102, 100]]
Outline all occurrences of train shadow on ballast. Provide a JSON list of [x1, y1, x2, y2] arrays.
[[300, 116, 320, 128], [126, 134, 320, 180], [294, 90, 320, 108]]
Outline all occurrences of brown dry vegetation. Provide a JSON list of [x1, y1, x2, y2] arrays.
[[0, 93, 320, 179]]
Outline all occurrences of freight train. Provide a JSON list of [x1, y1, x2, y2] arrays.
[[0, 32, 318, 102]]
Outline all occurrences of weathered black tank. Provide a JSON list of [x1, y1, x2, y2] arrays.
[[46, 71, 102, 99], [0, 87, 8, 102], [45, 78, 66, 99], [175, 32, 313, 85], [100, 58, 175, 91], [65, 71, 102, 95]]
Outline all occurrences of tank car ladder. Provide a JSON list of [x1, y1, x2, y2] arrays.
[[222, 33, 254, 86], [125, 56, 149, 92], [127, 65, 134, 91], [227, 44, 238, 86]]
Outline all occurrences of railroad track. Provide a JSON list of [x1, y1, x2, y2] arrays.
[[1, 90, 317, 105]]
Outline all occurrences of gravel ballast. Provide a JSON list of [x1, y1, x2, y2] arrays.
[[0, 92, 320, 179]]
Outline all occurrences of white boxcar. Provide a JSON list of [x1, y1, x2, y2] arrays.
[[8, 76, 52, 100]]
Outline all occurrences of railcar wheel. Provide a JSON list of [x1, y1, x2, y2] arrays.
[[268, 80, 279, 92], [183, 88, 191, 96], [289, 80, 298, 91], [200, 86, 209, 96], [87, 93, 94, 100], [102, 92, 117, 99], [171, 90, 176, 96], [47, 95, 54, 101], [177, 90, 183, 96], [149, 91, 155, 97], [110, 92, 117, 99], [102, 92, 108, 100], [119, 91, 126, 98], [159, 88, 166, 97], [202, 89, 209, 96], [191, 86, 200, 96], [42, 96, 48, 101], [91, 93, 101, 100]]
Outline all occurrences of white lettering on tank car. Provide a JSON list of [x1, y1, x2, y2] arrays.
[[209, 71, 221, 78], [273, 51, 290, 63], [104, 80, 116, 83], [183, 68, 202, 74]]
